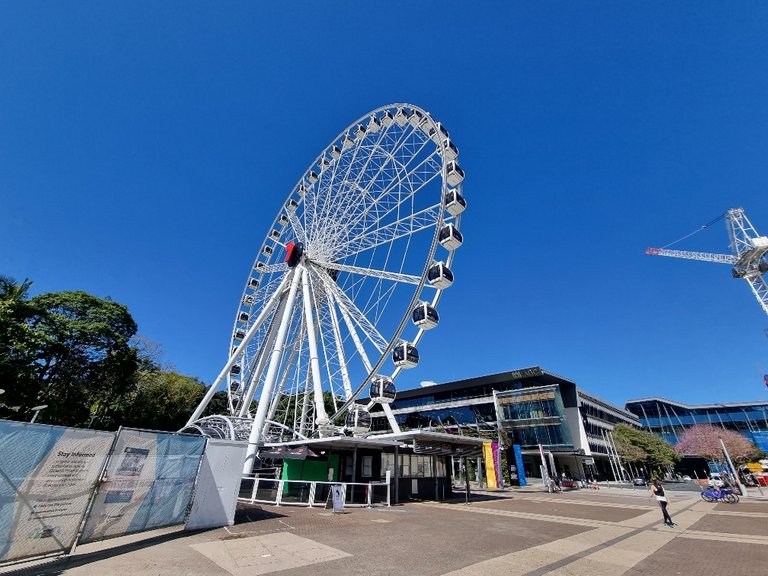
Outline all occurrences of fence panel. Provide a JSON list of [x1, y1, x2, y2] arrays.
[[185, 439, 246, 530], [79, 428, 205, 543], [0, 421, 114, 563]]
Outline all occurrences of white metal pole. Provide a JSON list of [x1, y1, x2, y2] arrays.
[[327, 295, 353, 398], [607, 431, 625, 482], [237, 300, 287, 417], [719, 437, 747, 497], [187, 272, 291, 426], [381, 403, 402, 434], [243, 267, 304, 473], [301, 266, 329, 427]]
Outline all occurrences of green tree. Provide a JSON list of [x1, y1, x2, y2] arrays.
[[612, 428, 647, 463], [612, 424, 680, 474], [2, 289, 139, 426], [0, 276, 41, 417], [122, 370, 207, 431]]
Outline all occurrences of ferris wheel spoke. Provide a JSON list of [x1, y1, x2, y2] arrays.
[[326, 293, 353, 398], [324, 137, 436, 249], [333, 202, 442, 260], [312, 128, 394, 238], [311, 279, 348, 405], [288, 211, 308, 245], [255, 263, 289, 275], [320, 126, 420, 240], [315, 268, 389, 354], [311, 260, 421, 285], [344, 151, 443, 242], [325, 287, 374, 374]]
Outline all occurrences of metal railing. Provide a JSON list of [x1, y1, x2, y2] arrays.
[[238, 475, 390, 508]]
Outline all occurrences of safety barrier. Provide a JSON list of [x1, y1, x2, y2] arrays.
[[0, 422, 207, 565], [238, 476, 390, 508]]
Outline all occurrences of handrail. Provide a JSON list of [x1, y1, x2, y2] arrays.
[[238, 476, 390, 508]]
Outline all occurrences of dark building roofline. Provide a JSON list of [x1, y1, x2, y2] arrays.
[[395, 366, 576, 400], [578, 390, 640, 421], [625, 397, 768, 411]]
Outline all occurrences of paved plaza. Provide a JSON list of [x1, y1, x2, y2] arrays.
[[3, 486, 768, 576]]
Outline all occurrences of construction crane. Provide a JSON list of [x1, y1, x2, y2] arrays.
[[645, 208, 768, 317]]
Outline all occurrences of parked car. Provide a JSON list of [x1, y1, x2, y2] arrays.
[[709, 473, 724, 488], [633, 477, 648, 486]]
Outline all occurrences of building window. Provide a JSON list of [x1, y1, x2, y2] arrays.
[[362, 455, 373, 477]]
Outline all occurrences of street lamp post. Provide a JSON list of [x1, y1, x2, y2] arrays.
[[30, 405, 48, 423]]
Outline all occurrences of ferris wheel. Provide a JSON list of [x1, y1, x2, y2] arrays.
[[185, 104, 466, 467]]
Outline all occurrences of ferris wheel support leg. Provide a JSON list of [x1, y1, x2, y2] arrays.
[[299, 369, 312, 437], [186, 272, 291, 427], [237, 298, 289, 418], [381, 403, 402, 434], [244, 267, 304, 474], [301, 265, 330, 428], [265, 336, 301, 424]]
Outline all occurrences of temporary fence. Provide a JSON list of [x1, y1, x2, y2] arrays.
[[185, 439, 246, 530], [0, 421, 114, 563], [238, 476, 390, 508], [79, 428, 206, 543]]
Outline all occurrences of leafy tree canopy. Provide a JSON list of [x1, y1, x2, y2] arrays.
[[612, 424, 680, 471], [120, 370, 207, 432], [1, 277, 227, 432], [1, 287, 140, 426], [675, 424, 760, 464]]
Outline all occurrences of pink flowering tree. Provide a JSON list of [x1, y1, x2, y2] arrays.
[[675, 425, 760, 464]]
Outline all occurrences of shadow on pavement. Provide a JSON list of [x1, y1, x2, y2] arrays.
[[0, 530, 195, 576], [234, 503, 288, 524], [1, 507, 288, 576]]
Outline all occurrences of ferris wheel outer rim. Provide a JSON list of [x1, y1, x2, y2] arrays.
[[228, 103, 463, 424]]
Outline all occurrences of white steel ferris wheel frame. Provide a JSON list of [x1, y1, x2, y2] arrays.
[[185, 104, 465, 470]]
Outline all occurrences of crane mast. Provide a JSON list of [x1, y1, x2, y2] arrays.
[[646, 208, 768, 317]]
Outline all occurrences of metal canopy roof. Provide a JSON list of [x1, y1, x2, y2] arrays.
[[369, 430, 485, 456], [263, 435, 400, 451], [261, 431, 484, 457]]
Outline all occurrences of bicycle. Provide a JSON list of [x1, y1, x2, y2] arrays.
[[700, 485, 739, 503]]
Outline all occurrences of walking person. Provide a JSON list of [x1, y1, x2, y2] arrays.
[[650, 478, 676, 527]]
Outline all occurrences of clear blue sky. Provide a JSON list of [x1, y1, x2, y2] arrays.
[[2, 2, 767, 408]]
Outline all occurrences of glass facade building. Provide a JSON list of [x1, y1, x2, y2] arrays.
[[625, 398, 768, 452], [496, 385, 573, 449], [369, 366, 638, 480]]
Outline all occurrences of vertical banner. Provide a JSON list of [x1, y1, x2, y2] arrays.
[[491, 442, 500, 486], [482, 442, 497, 489], [0, 421, 114, 563], [513, 444, 527, 487], [80, 429, 205, 543]]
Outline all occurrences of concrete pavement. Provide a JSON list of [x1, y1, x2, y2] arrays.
[[2, 486, 767, 576]]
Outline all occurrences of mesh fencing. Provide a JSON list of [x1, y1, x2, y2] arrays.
[[79, 428, 206, 543], [0, 421, 114, 563]]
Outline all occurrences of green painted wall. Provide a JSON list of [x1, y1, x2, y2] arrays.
[[282, 455, 339, 481]]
